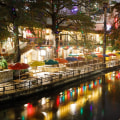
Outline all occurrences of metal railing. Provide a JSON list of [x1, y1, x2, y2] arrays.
[[0, 60, 120, 98]]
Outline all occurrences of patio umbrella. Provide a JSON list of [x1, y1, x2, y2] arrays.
[[74, 56, 85, 66], [29, 61, 45, 68], [103, 54, 109, 57], [97, 54, 103, 58], [66, 57, 78, 62], [85, 55, 93, 60], [29, 61, 45, 77], [74, 56, 85, 61], [44, 59, 58, 65], [108, 53, 116, 56], [29, 61, 45, 70], [69, 54, 79, 57], [54, 58, 68, 64], [91, 54, 98, 58], [8, 63, 29, 80], [66, 57, 78, 67], [96, 54, 103, 62]]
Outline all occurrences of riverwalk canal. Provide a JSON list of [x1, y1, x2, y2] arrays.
[[0, 66, 120, 120]]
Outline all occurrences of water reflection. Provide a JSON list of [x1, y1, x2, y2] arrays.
[[1, 70, 120, 120]]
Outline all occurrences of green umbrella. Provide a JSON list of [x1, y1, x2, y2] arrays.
[[91, 54, 98, 57], [69, 54, 79, 57], [44, 59, 58, 65]]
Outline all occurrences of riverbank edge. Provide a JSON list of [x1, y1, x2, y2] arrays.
[[0, 65, 120, 105]]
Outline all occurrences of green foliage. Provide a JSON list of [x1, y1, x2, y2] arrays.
[[0, 1, 10, 40], [4, 54, 14, 62], [112, 45, 120, 51], [107, 46, 112, 52], [79, 33, 96, 52], [0, 57, 8, 69], [31, 0, 99, 34], [0, 0, 103, 61], [67, 12, 95, 32], [0, 0, 47, 62]]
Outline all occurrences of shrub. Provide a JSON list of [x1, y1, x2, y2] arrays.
[[0, 57, 8, 69]]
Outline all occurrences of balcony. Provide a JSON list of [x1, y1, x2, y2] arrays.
[[40, 40, 53, 47], [26, 37, 54, 47]]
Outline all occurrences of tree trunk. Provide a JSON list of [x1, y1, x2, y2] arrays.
[[0, 42, 2, 55], [14, 25, 21, 63], [52, 13, 57, 34], [55, 34, 59, 58], [52, 13, 59, 58]]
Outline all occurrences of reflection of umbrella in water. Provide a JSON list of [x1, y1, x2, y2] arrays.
[[8, 63, 29, 80], [25, 103, 45, 119]]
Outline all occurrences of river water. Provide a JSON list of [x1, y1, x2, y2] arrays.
[[1, 70, 120, 120]]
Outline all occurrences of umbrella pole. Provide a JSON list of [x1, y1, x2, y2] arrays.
[[35, 66, 37, 78], [19, 70, 20, 80]]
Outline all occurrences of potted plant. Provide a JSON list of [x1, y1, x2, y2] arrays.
[[0, 57, 8, 71]]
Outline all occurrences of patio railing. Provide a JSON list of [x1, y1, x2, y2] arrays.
[[0, 60, 120, 100]]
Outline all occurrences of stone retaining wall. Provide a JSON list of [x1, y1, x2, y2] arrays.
[[0, 69, 13, 83]]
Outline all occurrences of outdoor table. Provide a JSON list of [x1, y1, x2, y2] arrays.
[[43, 66, 66, 72], [13, 80, 25, 83]]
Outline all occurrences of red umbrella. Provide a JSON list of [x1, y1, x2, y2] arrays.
[[108, 53, 116, 56], [8, 63, 29, 80], [54, 58, 68, 64], [97, 54, 103, 58], [8, 63, 29, 70]]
